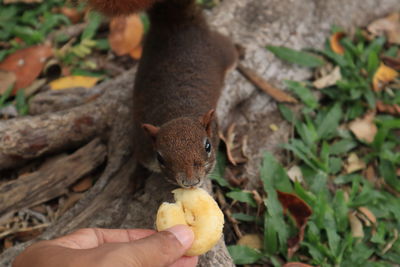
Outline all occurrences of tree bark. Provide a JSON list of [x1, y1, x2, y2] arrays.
[[0, 138, 106, 217]]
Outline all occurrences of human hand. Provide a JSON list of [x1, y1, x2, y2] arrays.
[[13, 225, 198, 267]]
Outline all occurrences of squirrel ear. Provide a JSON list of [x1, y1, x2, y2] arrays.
[[200, 109, 215, 136], [142, 123, 160, 142]]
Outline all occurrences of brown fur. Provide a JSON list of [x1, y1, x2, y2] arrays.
[[129, 0, 237, 188], [87, 0, 160, 16]]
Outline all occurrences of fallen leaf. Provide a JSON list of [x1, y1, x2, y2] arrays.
[[14, 227, 45, 242], [72, 177, 93, 192], [0, 70, 16, 95], [49, 76, 99, 90], [225, 168, 248, 187], [251, 190, 263, 207], [330, 32, 346, 55], [0, 45, 53, 94], [237, 64, 298, 103], [364, 165, 377, 184], [59, 7, 83, 24], [376, 101, 400, 116], [368, 12, 400, 44], [3, 0, 42, 3], [349, 211, 364, 238], [382, 229, 398, 254], [277, 191, 312, 228], [277, 191, 312, 258], [382, 56, 400, 71], [31, 205, 47, 214], [58, 193, 84, 215], [237, 234, 263, 250], [108, 14, 144, 56], [313, 66, 342, 89], [219, 124, 248, 166], [24, 78, 46, 97], [373, 63, 399, 92], [129, 45, 143, 60], [269, 124, 278, 131], [345, 153, 366, 173], [348, 111, 377, 143], [287, 165, 304, 183], [283, 263, 313, 267], [3, 238, 13, 249], [358, 207, 377, 225], [240, 135, 250, 162], [356, 211, 372, 227]]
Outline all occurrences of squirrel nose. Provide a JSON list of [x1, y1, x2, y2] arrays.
[[181, 178, 201, 188]]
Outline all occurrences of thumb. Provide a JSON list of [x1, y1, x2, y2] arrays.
[[126, 225, 195, 266]]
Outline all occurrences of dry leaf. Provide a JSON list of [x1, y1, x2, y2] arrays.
[[373, 63, 399, 92], [49, 76, 99, 90], [237, 234, 263, 250], [287, 165, 304, 183], [348, 112, 377, 143], [397, 168, 400, 176], [330, 32, 346, 55], [58, 193, 84, 215], [3, 238, 13, 249], [376, 101, 400, 116], [108, 14, 144, 56], [313, 66, 341, 89], [364, 165, 377, 184], [382, 229, 398, 254], [129, 45, 143, 60], [3, 0, 42, 3], [31, 205, 47, 214], [24, 78, 46, 97], [358, 207, 377, 225], [283, 263, 313, 267], [277, 191, 312, 258], [219, 123, 247, 166], [368, 12, 400, 44], [277, 191, 312, 228], [349, 211, 364, 238], [237, 64, 298, 103], [382, 56, 400, 71], [72, 177, 93, 192], [0, 70, 16, 95], [345, 153, 366, 173], [59, 7, 83, 24], [0, 45, 53, 94], [252, 190, 263, 207], [269, 124, 279, 131], [14, 227, 45, 242]]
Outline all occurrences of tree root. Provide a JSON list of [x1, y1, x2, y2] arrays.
[[0, 68, 234, 266]]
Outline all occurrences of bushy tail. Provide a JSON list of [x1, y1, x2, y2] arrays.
[[148, 0, 199, 23], [87, 0, 196, 17]]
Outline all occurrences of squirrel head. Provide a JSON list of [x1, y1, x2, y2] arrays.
[[142, 109, 216, 188]]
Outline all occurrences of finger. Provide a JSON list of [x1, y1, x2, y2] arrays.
[[49, 228, 156, 249], [170, 255, 199, 267], [107, 225, 195, 267]]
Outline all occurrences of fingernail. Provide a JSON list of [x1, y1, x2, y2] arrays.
[[165, 225, 194, 248]]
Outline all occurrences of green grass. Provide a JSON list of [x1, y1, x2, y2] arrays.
[[215, 29, 400, 266], [0, 0, 71, 61]]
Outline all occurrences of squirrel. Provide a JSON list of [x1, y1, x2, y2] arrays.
[[90, 0, 238, 188]]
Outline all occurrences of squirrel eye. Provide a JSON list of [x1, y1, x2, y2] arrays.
[[205, 139, 212, 154], [157, 152, 165, 166]]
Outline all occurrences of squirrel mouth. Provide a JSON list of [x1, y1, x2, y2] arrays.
[[177, 178, 203, 189]]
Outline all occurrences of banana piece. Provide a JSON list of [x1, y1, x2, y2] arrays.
[[156, 188, 224, 256]]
